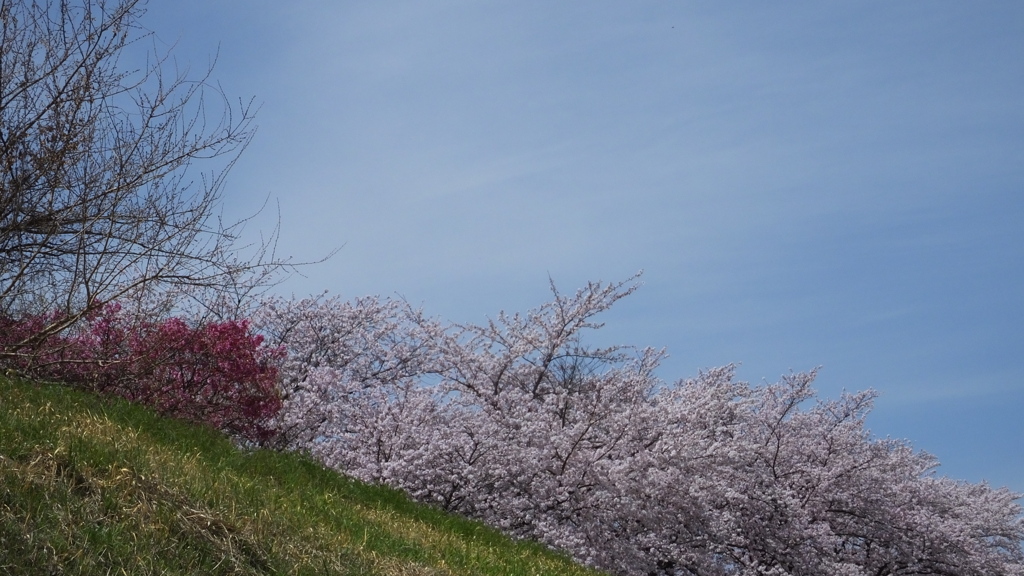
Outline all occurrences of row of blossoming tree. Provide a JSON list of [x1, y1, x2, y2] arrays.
[[4, 277, 1022, 574], [253, 278, 1023, 576]]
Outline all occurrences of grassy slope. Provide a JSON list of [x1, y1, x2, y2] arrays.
[[0, 375, 604, 576]]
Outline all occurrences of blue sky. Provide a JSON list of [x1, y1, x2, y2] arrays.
[[145, 1, 1023, 493]]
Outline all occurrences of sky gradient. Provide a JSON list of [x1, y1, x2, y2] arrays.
[[145, 1, 1023, 493]]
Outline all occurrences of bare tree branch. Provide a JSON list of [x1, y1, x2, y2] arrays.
[[0, 0, 301, 361]]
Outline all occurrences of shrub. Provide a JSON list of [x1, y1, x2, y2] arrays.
[[0, 303, 282, 443]]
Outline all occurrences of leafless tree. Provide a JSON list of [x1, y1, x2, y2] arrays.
[[0, 0, 292, 360]]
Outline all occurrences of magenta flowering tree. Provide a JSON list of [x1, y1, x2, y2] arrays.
[[123, 316, 284, 442], [0, 303, 282, 442], [255, 279, 1024, 576]]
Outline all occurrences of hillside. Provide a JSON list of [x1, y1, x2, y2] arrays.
[[0, 375, 603, 576]]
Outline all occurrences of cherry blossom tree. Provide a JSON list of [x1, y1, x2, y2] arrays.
[[252, 293, 445, 453], [595, 369, 1024, 575]]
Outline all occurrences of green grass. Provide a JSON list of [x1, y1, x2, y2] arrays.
[[0, 375, 604, 576]]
